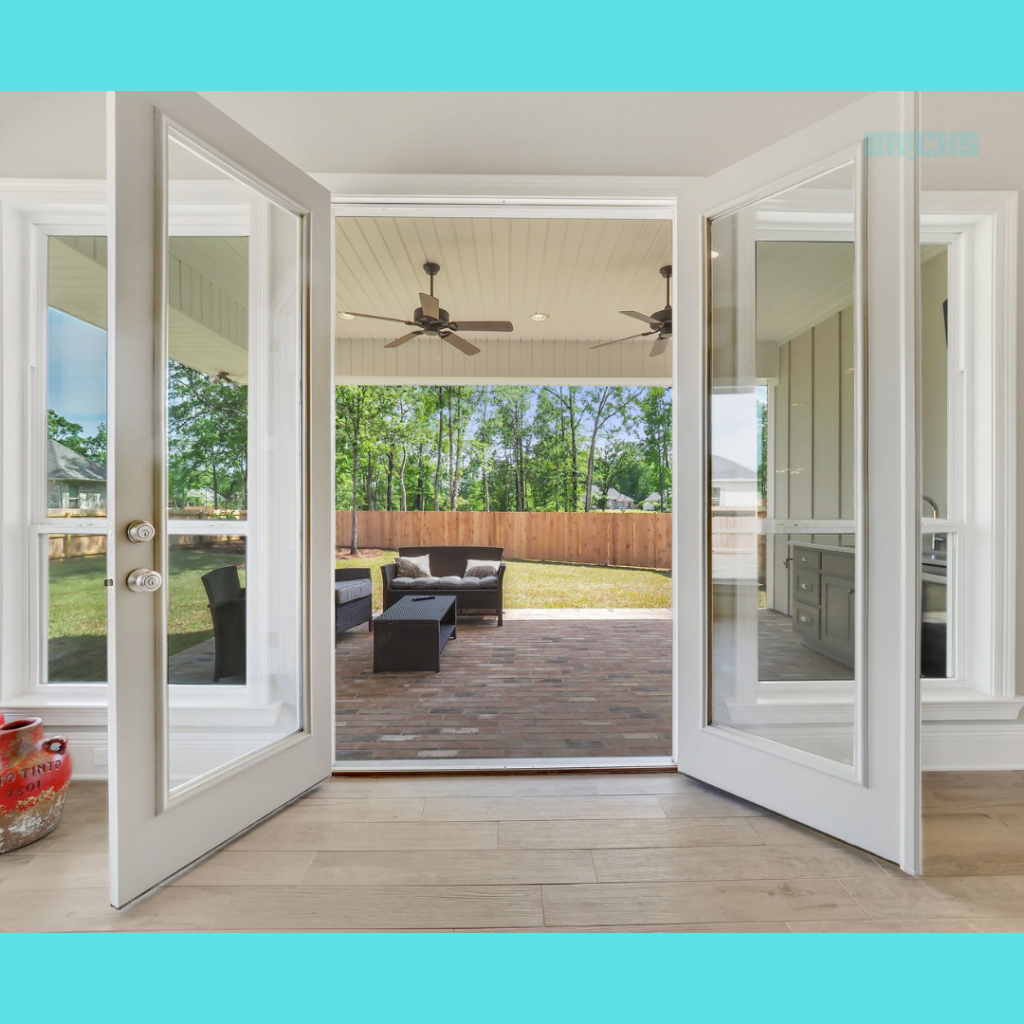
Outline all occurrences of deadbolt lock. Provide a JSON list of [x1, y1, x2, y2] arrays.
[[126, 568, 162, 593], [126, 520, 156, 543]]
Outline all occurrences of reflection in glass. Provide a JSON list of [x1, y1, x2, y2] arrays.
[[46, 534, 107, 682], [46, 237, 108, 519], [709, 164, 858, 766], [166, 135, 303, 788], [921, 531, 951, 680]]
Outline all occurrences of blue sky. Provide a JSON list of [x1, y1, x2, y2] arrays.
[[48, 308, 107, 436]]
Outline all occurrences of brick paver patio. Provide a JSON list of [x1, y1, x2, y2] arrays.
[[335, 611, 672, 761]]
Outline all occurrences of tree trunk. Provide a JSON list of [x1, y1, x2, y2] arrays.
[[583, 389, 611, 512], [385, 449, 394, 512], [399, 444, 408, 511], [434, 394, 444, 511], [482, 456, 490, 512], [350, 441, 359, 555]]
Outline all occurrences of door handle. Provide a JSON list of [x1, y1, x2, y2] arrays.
[[126, 568, 162, 593], [126, 520, 156, 543]]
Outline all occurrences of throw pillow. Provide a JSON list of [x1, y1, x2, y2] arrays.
[[395, 554, 431, 579], [465, 558, 500, 579]]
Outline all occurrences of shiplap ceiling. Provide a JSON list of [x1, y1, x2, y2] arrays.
[[335, 217, 673, 346], [756, 241, 854, 344]]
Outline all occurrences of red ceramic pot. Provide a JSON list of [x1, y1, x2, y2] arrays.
[[0, 718, 72, 854]]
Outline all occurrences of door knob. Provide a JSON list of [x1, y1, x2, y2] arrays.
[[126, 519, 156, 543], [126, 568, 162, 593]]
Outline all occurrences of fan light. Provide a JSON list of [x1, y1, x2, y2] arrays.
[[338, 311, 355, 320], [530, 312, 549, 321]]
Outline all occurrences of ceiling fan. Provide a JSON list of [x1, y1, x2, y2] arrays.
[[340, 262, 513, 357], [591, 264, 673, 358]]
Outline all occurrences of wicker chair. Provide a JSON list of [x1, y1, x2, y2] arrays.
[[381, 546, 505, 625], [335, 567, 373, 640], [200, 565, 246, 682]]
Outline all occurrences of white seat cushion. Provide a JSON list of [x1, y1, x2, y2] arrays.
[[476, 575, 499, 589], [439, 575, 462, 587], [457, 576, 481, 588], [410, 576, 441, 588], [335, 579, 372, 604], [391, 576, 415, 588]]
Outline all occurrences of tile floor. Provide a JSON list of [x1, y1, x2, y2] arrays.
[[3, 771, 1024, 932]]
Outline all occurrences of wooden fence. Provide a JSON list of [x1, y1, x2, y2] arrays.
[[336, 510, 673, 570]]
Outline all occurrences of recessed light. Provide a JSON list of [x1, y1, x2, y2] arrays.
[[338, 311, 355, 320], [530, 312, 549, 321], [710, 251, 720, 259]]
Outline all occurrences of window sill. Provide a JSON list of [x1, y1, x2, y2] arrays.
[[0, 692, 284, 728]]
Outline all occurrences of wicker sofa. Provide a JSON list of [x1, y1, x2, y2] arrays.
[[335, 567, 373, 641], [381, 546, 506, 626]]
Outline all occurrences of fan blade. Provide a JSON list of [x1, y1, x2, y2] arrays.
[[451, 320, 514, 332], [383, 331, 423, 349], [589, 332, 652, 350], [442, 332, 481, 356], [648, 334, 671, 358], [419, 292, 440, 319], [620, 310, 661, 326], [344, 311, 416, 325]]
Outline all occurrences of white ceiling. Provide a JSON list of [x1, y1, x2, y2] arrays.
[[0, 91, 870, 179], [335, 216, 672, 346], [756, 241, 854, 343]]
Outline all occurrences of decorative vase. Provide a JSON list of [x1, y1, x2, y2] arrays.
[[0, 718, 72, 854]]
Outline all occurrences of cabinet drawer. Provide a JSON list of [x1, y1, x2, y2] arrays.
[[791, 548, 821, 570], [793, 569, 821, 604], [821, 551, 855, 578], [793, 602, 820, 639]]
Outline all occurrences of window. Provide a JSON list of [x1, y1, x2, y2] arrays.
[[40, 236, 109, 684]]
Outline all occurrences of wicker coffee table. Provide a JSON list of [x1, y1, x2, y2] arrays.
[[372, 595, 457, 673]]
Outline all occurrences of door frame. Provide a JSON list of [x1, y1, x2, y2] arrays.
[[328, 183, 680, 772]]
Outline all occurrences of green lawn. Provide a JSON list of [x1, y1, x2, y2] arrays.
[[48, 546, 670, 682], [48, 544, 245, 683], [338, 550, 671, 610]]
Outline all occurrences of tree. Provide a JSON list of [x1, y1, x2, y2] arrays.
[[581, 387, 635, 511], [335, 385, 367, 554], [640, 387, 672, 511], [166, 363, 248, 510]]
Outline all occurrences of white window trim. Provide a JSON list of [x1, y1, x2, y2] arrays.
[[0, 183, 282, 726]]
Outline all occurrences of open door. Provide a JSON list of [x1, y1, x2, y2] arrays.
[[107, 92, 334, 906], [675, 92, 921, 871]]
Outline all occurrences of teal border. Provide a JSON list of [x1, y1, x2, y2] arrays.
[[2, 933, 1014, 1019], [0, 1, 1016, 89]]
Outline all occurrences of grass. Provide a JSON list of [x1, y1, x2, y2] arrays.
[[47, 545, 671, 682], [337, 549, 672, 610], [48, 543, 245, 682]]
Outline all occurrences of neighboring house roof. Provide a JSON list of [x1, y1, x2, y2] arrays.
[[605, 487, 635, 503], [642, 492, 662, 504], [711, 454, 756, 481], [47, 439, 106, 483]]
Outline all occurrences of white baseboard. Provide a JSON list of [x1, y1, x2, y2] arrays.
[[922, 722, 1024, 770]]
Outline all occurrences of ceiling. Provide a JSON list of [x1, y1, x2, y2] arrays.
[[756, 241, 854, 343], [335, 216, 672, 346], [0, 92, 870, 179]]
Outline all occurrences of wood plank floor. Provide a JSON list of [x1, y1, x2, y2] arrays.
[[2, 771, 1023, 932]]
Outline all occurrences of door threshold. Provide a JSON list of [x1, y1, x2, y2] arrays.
[[332, 755, 676, 775]]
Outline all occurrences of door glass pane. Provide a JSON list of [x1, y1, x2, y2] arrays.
[[46, 237, 108, 519], [46, 534, 107, 682], [709, 162, 860, 767], [166, 134, 304, 790]]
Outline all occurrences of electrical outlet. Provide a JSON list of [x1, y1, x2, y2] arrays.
[[93, 748, 108, 766]]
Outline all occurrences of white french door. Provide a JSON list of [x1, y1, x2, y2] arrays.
[[107, 92, 334, 907], [675, 92, 921, 871]]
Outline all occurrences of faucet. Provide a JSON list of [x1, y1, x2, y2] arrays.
[[922, 495, 941, 552]]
